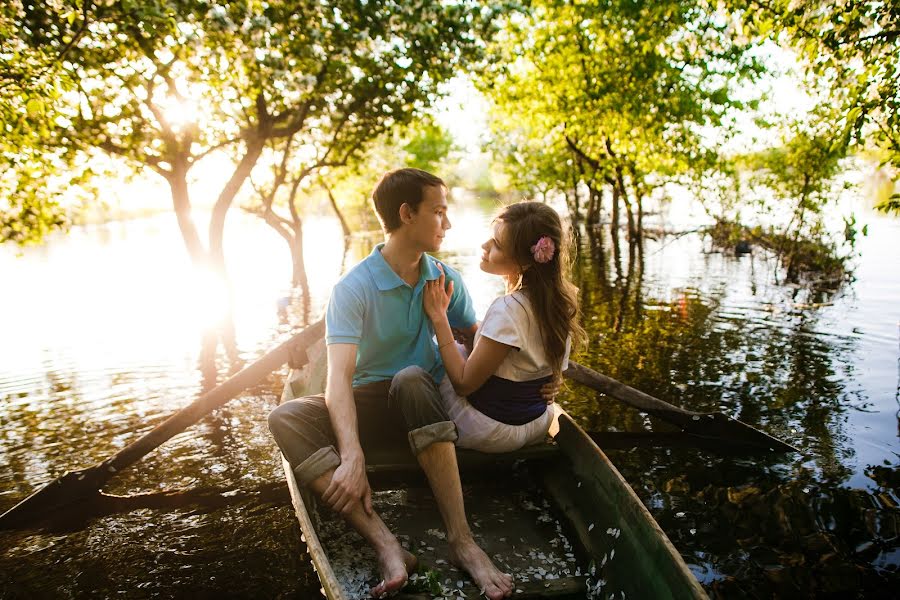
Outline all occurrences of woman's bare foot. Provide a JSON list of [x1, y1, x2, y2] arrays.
[[370, 543, 417, 598], [449, 536, 513, 600]]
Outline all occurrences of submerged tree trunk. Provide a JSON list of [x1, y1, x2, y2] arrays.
[[616, 166, 635, 242], [286, 177, 311, 305], [167, 162, 207, 267], [629, 165, 644, 242], [586, 183, 603, 226], [290, 219, 309, 292], [209, 137, 267, 276], [610, 178, 621, 244], [567, 170, 582, 228]]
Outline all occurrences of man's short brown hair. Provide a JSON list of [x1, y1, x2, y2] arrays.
[[372, 168, 446, 233]]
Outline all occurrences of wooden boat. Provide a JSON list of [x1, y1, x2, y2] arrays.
[[279, 342, 708, 599]]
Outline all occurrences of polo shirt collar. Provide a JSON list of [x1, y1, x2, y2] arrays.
[[422, 254, 442, 281], [367, 243, 442, 291]]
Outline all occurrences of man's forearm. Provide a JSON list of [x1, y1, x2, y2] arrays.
[[324, 378, 364, 461]]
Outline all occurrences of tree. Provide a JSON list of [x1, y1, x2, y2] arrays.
[[479, 0, 765, 238], [734, 0, 900, 213], [402, 120, 457, 173], [2, 0, 489, 271], [1, 0, 95, 244], [245, 110, 466, 295], [746, 119, 848, 281]]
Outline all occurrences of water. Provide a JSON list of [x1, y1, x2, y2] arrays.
[[1, 197, 898, 598]]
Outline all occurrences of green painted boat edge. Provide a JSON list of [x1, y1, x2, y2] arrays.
[[549, 413, 708, 599], [281, 455, 347, 600], [280, 339, 348, 600]]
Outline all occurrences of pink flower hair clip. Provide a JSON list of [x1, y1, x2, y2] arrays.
[[531, 235, 555, 263]]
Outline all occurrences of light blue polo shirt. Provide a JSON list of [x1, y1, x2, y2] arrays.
[[325, 243, 477, 387]]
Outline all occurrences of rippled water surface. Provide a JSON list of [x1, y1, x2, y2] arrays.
[[1, 199, 898, 598]]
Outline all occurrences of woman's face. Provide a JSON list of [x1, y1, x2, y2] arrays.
[[480, 221, 521, 278]]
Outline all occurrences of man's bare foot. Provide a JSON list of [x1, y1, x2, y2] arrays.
[[449, 536, 513, 600], [370, 542, 417, 598]]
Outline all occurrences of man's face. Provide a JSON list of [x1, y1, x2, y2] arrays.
[[405, 185, 451, 253]]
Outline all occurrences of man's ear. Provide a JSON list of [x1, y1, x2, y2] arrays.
[[399, 202, 415, 225]]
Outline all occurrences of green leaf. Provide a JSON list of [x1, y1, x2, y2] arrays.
[[25, 98, 43, 117]]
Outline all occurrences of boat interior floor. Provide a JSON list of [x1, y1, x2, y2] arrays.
[[311, 451, 592, 599]]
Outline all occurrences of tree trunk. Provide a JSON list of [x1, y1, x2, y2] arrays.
[[610, 179, 620, 243], [285, 177, 311, 300], [785, 205, 806, 283], [568, 170, 581, 228], [290, 218, 310, 294], [586, 184, 602, 226], [627, 164, 644, 241], [208, 137, 266, 275], [323, 185, 351, 237], [636, 194, 644, 241], [616, 166, 635, 242], [167, 163, 207, 267]]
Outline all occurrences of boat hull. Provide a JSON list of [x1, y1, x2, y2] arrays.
[[278, 341, 707, 599]]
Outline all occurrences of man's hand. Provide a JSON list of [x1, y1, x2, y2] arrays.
[[540, 377, 562, 404], [451, 327, 474, 353], [322, 453, 373, 517]]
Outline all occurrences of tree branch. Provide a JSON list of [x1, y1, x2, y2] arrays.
[[189, 137, 243, 164]]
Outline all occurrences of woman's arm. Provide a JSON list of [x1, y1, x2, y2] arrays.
[[424, 267, 512, 395]]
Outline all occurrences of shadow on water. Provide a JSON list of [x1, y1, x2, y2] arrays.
[[559, 226, 900, 598]]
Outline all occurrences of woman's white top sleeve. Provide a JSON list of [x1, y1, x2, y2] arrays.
[[475, 291, 570, 381]]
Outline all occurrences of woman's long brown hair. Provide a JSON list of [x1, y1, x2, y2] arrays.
[[497, 201, 585, 380]]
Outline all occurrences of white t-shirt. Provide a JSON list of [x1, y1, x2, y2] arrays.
[[475, 290, 571, 381]]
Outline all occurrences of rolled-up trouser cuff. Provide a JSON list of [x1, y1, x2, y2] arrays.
[[293, 445, 341, 486], [408, 420, 458, 455]]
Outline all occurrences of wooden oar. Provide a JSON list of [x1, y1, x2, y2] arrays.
[[0, 319, 325, 530], [585, 431, 786, 453], [563, 361, 799, 453]]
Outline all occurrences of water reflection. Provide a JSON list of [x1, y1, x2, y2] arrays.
[[561, 222, 899, 597], [1, 202, 898, 597]]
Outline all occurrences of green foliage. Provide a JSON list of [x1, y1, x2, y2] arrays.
[[706, 218, 849, 284], [405, 568, 443, 596], [701, 115, 854, 283], [734, 0, 900, 212], [279, 118, 458, 234], [746, 119, 846, 214], [2, 0, 488, 252], [0, 1, 95, 243], [874, 193, 900, 213], [480, 0, 766, 223], [402, 121, 456, 173]]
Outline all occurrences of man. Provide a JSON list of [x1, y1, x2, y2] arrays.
[[268, 168, 514, 599]]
